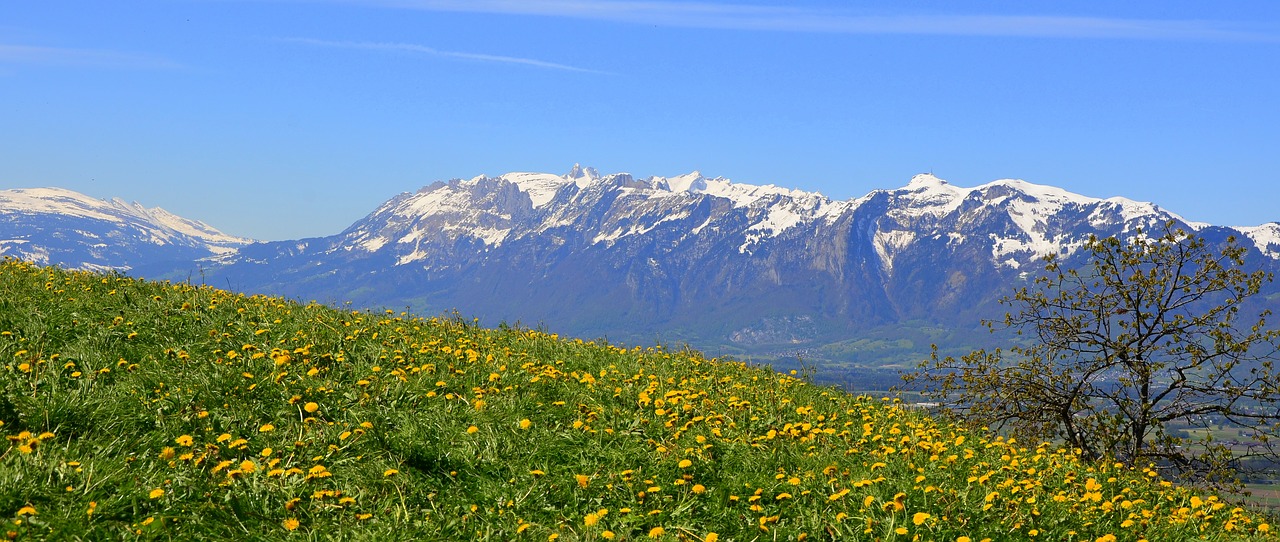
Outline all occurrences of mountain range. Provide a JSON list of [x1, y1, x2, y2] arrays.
[[0, 187, 251, 273], [4, 169, 1278, 375]]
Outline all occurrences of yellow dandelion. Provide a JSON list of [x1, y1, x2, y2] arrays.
[[648, 526, 665, 538], [282, 518, 299, 531], [384, 469, 399, 477], [175, 435, 194, 447], [913, 512, 931, 526], [304, 402, 319, 413], [706, 534, 719, 542], [16, 505, 36, 516], [678, 459, 693, 468], [519, 419, 532, 430], [576, 474, 590, 488], [259, 423, 275, 433], [601, 532, 616, 540], [148, 488, 165, 499], [584, 512, 600, 526], [895, 527, 908, 535], [692, 484, 707, 494]]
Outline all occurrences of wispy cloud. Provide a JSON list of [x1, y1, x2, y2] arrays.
[[0, 44, 182, 69], [333, 0, 1280, 42], [277, 37, 613, 74]]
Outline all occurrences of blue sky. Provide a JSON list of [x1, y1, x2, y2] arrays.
[[3, 1, 1278, 240]]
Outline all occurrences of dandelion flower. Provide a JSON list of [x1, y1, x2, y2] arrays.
[[913, 512, 931, 526], [282, 518, 299, 531], [259, 423, 275, 432], [648, 526, 665, 538], [148, 489, 165, 499], [304, 402, 319, 413], [467, 425, 479, 434], [519, 419, 532, 430], [175, 435, 194, 447], [678, 459, 693, 468], [384, 469, 399, 477]]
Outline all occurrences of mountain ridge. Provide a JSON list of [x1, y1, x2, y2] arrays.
[[3, 170, 1277, 371], [197, 166, 1280, 368], [0, 187, 252, 272]]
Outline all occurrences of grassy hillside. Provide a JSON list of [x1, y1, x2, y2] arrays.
[[0, 258, 1274, 540]]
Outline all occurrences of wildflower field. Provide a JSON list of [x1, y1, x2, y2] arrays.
[[0, 259, 1274, 540]]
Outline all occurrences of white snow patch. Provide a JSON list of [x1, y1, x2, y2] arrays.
[[501, 171, 572, 208], [360, 236, 389, 252], [873, 229, 916, 271], [593, 211, 690, 245], [1237, 223, 1280, 259]]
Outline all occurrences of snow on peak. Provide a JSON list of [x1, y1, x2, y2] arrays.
[[566, 163, 599, 181], [893, 174, 967, 215], [496, 171, 571, 208], [979, 178, 1092, 205], [1236, 222, 1280, 258], [906, 173, 950, 190], [0, 187, 251, 248], [663, 171, 707, 193]]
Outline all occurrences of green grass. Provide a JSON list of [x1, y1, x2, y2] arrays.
[[0, 258, 1275, 540]]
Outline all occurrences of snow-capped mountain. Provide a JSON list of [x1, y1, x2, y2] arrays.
[[0, 187, 252, 273], [203, 166, 1280, 365]]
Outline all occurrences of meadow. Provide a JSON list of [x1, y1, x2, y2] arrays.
[[0, 258, 1274, 540]]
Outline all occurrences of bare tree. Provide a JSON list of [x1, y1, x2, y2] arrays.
[[907, 223, 1280, 488]]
